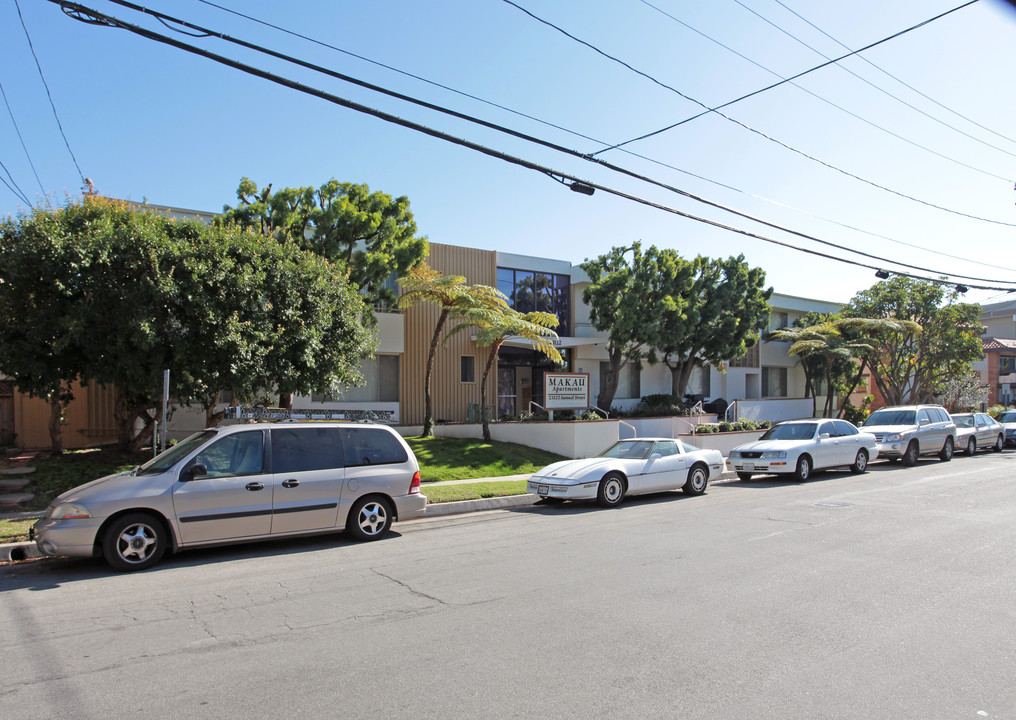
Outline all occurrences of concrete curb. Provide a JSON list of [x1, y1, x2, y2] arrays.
[[419, 493, 540, 517], [1, 540, 43, 562]]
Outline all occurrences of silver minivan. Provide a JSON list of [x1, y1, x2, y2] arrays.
[[32, 422, 427, 571], [860, 404, 957, 465]]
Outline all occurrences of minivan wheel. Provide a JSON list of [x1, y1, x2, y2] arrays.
[[682, 464, 708, 495], [902, 441, 919, 466], [965, 437, 976, 456], [102, 512, 167, 572], [938, 437, 954, 462], [347, 496, 393, 541], [850, 449, 868, 474]]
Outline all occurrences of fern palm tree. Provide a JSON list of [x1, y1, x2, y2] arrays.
[[448, 307, 562, 441], [398, 265, 507, 436]]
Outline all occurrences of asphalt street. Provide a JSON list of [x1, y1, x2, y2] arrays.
[[2, 453, 1016, 719]]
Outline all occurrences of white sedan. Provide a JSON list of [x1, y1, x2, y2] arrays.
[[526, 437, 724, 507], [727, 418, 878, 482]]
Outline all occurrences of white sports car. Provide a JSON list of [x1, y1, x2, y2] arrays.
[[526, 437, 724, 507]]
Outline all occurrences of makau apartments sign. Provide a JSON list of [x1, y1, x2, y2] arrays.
[[544, 372, 590, 411]]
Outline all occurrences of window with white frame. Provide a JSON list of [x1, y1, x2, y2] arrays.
[[600, 361, 641, 400], [762, 367, 788, 398], [768, 312, 789, 332], [312, 355, 400, 402]]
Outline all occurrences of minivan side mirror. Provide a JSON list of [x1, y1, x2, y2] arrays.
[[182, 463, 207, 481]]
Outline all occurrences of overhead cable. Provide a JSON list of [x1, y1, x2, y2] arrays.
[[49, 0, 1016, 292], [0, 80, 45, 196]]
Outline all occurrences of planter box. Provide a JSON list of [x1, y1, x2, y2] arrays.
[[678, 430, 765, 456]]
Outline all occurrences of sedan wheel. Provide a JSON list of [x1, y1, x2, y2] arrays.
[[596, 473, 626, 508], [965, 437, 976, 456], [682, 465, 708, 495], [994, 434, 1004, 453], [102, 513, 166, 572], [794, 455, 811, 481], [849, 449, 868, 474]]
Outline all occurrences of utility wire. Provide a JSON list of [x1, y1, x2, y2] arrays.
[[640, 0, 1016, 164], [50, 0, 1016, 292], [191, 0, 1016, 275], [768, 0, 1016, 150], [87, 0, 1016, 282], [0, 158, 32, 205], [501, 0, 1016, 227], [0, 80, 46, 196], [13, 0, 84, 182]]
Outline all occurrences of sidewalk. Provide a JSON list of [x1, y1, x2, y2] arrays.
[[1, 466, 737, 562]]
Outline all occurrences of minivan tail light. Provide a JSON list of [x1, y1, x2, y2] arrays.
[[409, 471, 421, 494]]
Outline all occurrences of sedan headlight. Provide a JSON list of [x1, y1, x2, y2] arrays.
[[761, 451, 787, 459], [728, 451, 741, 459], [49, 502, 92, 519]]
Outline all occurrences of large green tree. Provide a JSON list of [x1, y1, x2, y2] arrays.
[[581, 243, 689, 410], [653, 254, 772, 398], [220, 177, 429, 308], [843, 277, 982, 405]]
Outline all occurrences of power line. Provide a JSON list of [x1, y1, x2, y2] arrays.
[[13, 0, 84, 182], [0, 158, 31, 205], [85, 0, 1016, 283], [190, 0, 1016, 275], [767, 0, 1016, 151], [501, 0, 1016, 227], [639, 0, 1016, 165], [0, 80, 45, 196], [50, 0, 1016, 292]]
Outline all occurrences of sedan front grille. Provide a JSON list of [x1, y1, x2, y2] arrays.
[[738, 451, 764, 459]]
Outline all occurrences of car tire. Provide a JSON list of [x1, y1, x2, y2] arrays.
[[849, 449, 868, 474], [347, 496, 393, 541], [596, 473, 626, 508], [682, 464, 709, 495], [794, 455, 811, 481], [938, 437, 954, 462], [102, 512, 167, 572], [737, 472, 753, 482], [965, 437, 976, 456], [994, 434, 1004, 452], [902, 441, 919, 466]]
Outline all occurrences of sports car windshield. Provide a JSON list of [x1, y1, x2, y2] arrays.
[[600, 440, 655, 459], [759, 423, 817, 441], [865, 409, 916, 425]]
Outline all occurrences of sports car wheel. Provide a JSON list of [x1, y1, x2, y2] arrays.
[[902, 441, 919, 466], [965, 437, 976, 456], [682, 464, 708, 495], [794, 455, 811, 481], [938, 437, 954, 462], [596, 473, 626, 508], [849, 449, 868, 474], [102, 513, 167, 572]]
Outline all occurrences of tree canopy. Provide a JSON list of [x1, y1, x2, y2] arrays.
[[843, 277, 982, 405], [0, 199, 375, 451], [220, 177, 429, 308]]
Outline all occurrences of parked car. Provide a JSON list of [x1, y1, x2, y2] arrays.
[[727, 418, 877, 482], [32, 422, 427, 572], [525, 438, 723, 507], [996, 410, 1016, 447], [950, 412, 1004, 455], [859, 404, 956, 465]]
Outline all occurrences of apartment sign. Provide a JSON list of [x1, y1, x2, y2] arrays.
[[545, 372, 590, 411]]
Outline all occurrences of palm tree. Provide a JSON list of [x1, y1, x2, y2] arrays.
[[398, 265, 507, 437], [449, 307, 562, 441]]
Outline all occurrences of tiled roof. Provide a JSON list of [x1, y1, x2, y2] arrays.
[[982, 337, 1016, 352]]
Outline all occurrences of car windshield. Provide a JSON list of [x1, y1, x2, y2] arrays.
[[759, 423, 817, 441], [600, 440, 655, 460], [998, 412, 1016, 423], [865, 409, 916, 426], [952, 415, 974, 428], [136, 430, 218, 475]]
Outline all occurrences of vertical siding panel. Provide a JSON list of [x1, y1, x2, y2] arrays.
[[400, 243, 496, 427]]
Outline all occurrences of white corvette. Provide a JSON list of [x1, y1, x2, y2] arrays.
[[526, 437, 724, 507]]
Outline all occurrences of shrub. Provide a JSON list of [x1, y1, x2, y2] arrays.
[[842, 395, 874, 426], [987, 404, 1007, 419]]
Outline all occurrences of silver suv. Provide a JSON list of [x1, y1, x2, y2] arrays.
[[860, 404, 957, 466], [32, 422, 427, 571]]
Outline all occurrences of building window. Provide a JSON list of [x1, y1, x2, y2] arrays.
[[312, 355, 400, 402], [1001, 356, 1016, 375], [600, 361, 641, 400], [461, 356, 475, 383], [497, 267, 570, 335], [768, 312, 789, 332], [687, 365, 710, 398], [762, 367, 788, 398], [728, 344, 760, 369]]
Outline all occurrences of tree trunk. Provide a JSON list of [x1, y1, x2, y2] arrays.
[[480, 343, 501, 442], [422, 308, 450, 438], [47, 394, 64, 454]]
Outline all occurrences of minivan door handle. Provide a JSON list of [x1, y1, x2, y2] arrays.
[[245, 482, 265, 491], [281, 479, 300, 488]]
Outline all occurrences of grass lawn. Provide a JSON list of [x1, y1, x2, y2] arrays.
[[0, 436, 559, 544]]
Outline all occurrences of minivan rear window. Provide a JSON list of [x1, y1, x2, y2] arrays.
[[339, 427, 408, 466], [272, 428, 344, 473]]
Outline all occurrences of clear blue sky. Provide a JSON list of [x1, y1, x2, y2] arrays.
[[2, 0, 1016, 308]]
